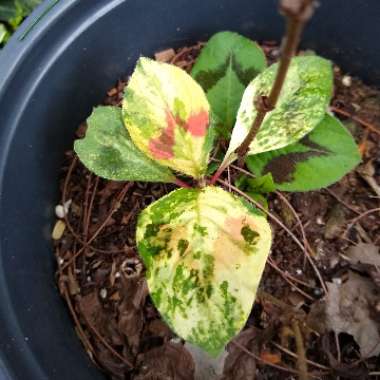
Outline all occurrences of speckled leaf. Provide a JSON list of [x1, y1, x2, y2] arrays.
[[122, 57, 212, 179], [74, 106, 175, 183], [246, 114, 361, 191], [137, 186, 272, 356], [224, 56, 333, 165], [191, 31, 266, 137]]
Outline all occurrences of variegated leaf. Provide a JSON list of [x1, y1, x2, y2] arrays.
[[246, 114, 361, 191], [137, 186, 272, 356], [74, 106, 175, 183], [122, 57, 213, 179], [224, 56, 333, 165], [191, 31, 266, 137]]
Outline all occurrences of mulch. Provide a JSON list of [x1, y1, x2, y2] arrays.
[[53, 41, 380, 379]]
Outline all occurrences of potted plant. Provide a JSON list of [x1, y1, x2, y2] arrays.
[[0, 0, 379, 379]]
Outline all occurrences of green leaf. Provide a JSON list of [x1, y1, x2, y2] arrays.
[[0, 1, 17, 22], [246, 173, 275, 193], [224, 55, 333, 165], [191, 31, 267, 138], [122, 57, 212, 179], [137, 186, 272, 356], [246, 192, 269, 213], [246, 114, 361, 191], [74, 106, 176, 183], [17, 0, 43, 14], [0, 23, 8, 44]]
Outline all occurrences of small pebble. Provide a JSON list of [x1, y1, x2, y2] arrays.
[[115, 272, 121, 278], [295, 269, 303, 275], [332, 277, 342, 285], [342, 75, 352, 87], [313, 288, 323, 296], [55, 199, 72, 219], [52, 220, 66, 240], [58, 257, 64, 265], [55, 205, 65, 219], [100, 288, 107, 299], [316, 216, 324, 225]]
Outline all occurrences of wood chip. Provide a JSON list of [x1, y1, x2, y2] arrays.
[[154, 48, 175, 63], [52, 220, 66, 240]]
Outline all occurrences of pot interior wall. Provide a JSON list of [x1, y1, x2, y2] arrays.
[[0, 0, 379, 379]]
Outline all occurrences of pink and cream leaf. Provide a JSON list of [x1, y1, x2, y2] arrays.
[[122, 57, 212, 179]]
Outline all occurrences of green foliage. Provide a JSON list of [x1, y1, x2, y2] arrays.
[[246, 114, 361, 191], [191, 31, 266, 138], [74, 106, 175, 183], [73, 30, 360, 355], [0, 0, 42, 45], [0, 23, 8, 44], [136, 186, 271, 356]]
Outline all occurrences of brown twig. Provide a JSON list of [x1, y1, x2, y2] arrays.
[[61, 183, 132, 271], [62, 286, 96, 360], [342, 208, 380, 238], [271, 341, 331, 371], [235, 0, 316, 163], [292, 319, 309, 380], [324, 188, 361, 215], [268, 258, 315, 301], [331, 106, 380, 136], [232, 341, 324, 378]]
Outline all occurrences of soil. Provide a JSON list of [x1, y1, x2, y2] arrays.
[[53, 41, 380, 380]]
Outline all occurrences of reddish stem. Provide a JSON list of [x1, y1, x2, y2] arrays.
[[174, 178, 192, 188], [210, 166, 225, 186]]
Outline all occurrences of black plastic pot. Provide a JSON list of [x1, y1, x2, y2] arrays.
[[0, 0, 379, 379]]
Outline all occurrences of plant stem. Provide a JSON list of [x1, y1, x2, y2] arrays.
[[235, 0, 316, 166], [174, 178, 192, 188]]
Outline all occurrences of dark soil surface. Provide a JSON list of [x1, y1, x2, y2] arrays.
[[53, 42, 380, 380]]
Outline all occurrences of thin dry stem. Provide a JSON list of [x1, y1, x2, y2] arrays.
[[292, 319, 309, 380]]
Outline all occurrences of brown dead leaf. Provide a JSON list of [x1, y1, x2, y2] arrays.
[[118, 271, 148, 353], [346, 243, 380, 266], [346, 243, 380, 288], [324, 204, 346, 239], [79, 292, 105, 327], [96, 348, 128, 380], [147, 319, 173, 340], [260, 351, 281, 365], [326, 271, 380, 357], [222, 327, 257, 380], [357, 160, 380, 198], [135, 342, 195, 380], [67, 267, 80, 295], [307, 300, 327, 335]]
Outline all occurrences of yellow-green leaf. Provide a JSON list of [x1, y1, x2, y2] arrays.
[[137, 186, 272, 356], [122, 57, 212, 179], [224, 56, 333, 165]]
